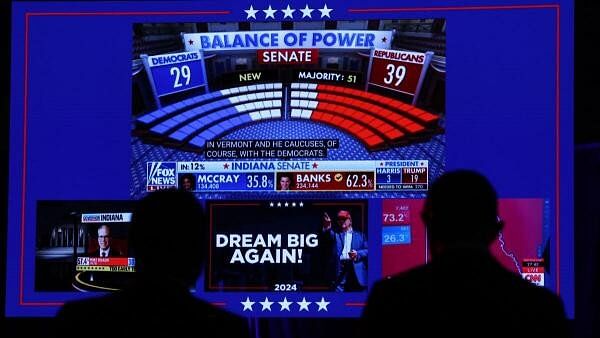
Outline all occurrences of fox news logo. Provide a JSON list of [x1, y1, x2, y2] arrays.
[[147, 162, 177, 190]]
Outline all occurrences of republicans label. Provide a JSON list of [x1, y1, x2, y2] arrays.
[[368, 48, 428, 95]]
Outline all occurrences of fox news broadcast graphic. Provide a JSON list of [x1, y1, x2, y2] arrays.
[[147, 160, 428, 192], [35, 202, 135, 292], [7, 0, 574, 319]]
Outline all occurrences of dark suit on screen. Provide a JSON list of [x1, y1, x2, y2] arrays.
[[322, 228, 368, 291], [91, 247, 123, 257]]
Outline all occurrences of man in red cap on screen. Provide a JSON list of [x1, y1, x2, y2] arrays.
[[322, 209, 368, 292]]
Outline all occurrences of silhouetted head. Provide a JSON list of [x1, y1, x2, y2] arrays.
[[130, 189, 205, 287], [422, 170, 503, 256]]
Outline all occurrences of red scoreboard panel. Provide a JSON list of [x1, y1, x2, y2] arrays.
[[368, 49, 429, 96]]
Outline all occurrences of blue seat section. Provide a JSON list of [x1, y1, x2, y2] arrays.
[[189, 114, 253, 148], [136, 83, 283, 128], [136, 91, 225, 126], [171, 101, 280, 144], [149, 98, 230, 135], [148, 91, 282, 136], [136, 83, 285, 151], [169, 106, 239, 141]]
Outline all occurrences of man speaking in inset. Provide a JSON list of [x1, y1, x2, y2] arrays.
[[92, 225, 122, 257]]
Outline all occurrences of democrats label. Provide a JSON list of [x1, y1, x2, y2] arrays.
[[144, 51, 207, 97], [184, 30, 392, 52]]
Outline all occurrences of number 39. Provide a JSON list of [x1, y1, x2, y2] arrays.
[[170, 65, 191, 88], [383, 64, 406, 86]]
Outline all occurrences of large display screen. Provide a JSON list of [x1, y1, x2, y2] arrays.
[[6, 0, 574, 318]]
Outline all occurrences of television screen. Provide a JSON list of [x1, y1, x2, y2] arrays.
[[6, 0, 574, 318], [35, 202, 135, 292]]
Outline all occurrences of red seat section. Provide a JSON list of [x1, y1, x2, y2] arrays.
[[315, 101, 404, 143], [316, 92, 422, 137], [310, 110, 385, 149], [316, 84, 440, 128]]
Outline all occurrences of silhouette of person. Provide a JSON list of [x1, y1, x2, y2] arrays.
[[55, 190, 250, 338], [90, 224, 123, 257], [361, 170, 569, 337], [321, 210, 368, 292]]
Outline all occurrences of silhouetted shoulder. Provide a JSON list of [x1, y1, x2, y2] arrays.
[[361, 255, 569, 337], [55, 291, 249, 338]]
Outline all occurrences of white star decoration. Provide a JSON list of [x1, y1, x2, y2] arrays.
[[273, 201, 304, 207], [279, 297, 292, 311], [316, 297, 330, 311], [318, 4, 333, 18], [240, 297, 329, 312], [260, 297, 274, 311], [297, 297, 311, 311], [241, 297, 255, 311], [282, 4, 296, 19], [244, 4, 333, 20], [263, 5, 277, 19], [300, 4, 314, 18], [244, 5, 258, 19]]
